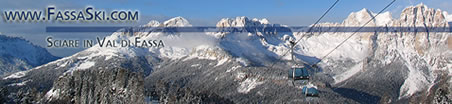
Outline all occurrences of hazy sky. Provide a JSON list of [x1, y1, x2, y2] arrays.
[[0, 0, 451, 57]]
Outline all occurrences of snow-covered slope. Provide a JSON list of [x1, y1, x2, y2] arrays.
[[0, 35, 58, 76]]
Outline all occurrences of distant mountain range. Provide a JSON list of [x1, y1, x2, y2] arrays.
[[0, 35, 58, 76]]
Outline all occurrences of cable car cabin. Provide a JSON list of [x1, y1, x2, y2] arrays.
[[288, 65, 309, 80], [302, 86, 319, 97]]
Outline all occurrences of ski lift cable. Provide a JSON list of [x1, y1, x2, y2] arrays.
[[285, 0, 340, 59], [303, 0, 340, 36], [313, 0, 396, 65], [268, 0, 340, 69]]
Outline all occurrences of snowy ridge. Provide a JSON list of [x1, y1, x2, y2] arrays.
[[137, 16, 297, 66], [163, 16, 191, 27], [344, 8, 374, 26], [374, 12, 393, 26], [8, 80, 30, 86], [0, 35, 58, 76], [399, 53, 432, 98], [44, 88, 60, 101], [343, 8, 393, 26], [0, 35, 58, 66], [237, 76, 264, 93], [3, 70, 29, 80]]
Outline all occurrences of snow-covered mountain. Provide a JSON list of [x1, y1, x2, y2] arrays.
[[298, 3, 452, 103], [0, 35, 58, 76], [1, 3, 451, 103]]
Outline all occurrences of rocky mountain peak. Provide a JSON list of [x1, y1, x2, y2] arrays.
[[343, 8, 375, 26], [145, 20, 161, 27], [163, 16, 191, 27], [253, 18, 270, 24], [359, 8, 372, 14], [216, 16, 270, 27], [399, 3, 447, 27], [217, 16, 248, 27]]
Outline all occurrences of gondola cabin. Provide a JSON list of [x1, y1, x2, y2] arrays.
[[288, 65, 309, 80], [302, 86, 319, 97]]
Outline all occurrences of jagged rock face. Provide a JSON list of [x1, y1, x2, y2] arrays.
[[213, 16, 298, 66], [216, 16, 269, 27], [0, 35, 58, 76], [374, 4, 450, 100], [214, 16, 287, 38], [302, 3, 452, 102], [43, 68, 144, 104], [135, 16, 294, 66], [399, 4, 447, 27]]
